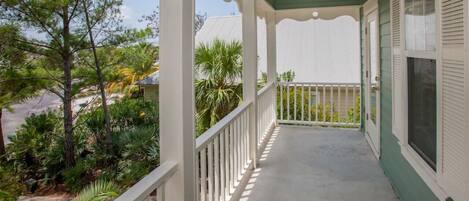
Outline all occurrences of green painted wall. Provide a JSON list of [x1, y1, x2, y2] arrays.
[[266, 0, 366, 10], [376, 0, 439, 200], [360, 7, 366, 132], [143, 85, 159, 104]]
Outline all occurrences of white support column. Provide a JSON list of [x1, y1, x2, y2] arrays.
[[159, 0, 195, 200], [242, 0, 258, 168], [266, 11, 277, 125]]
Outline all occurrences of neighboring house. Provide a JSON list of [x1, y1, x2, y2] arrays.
[[140, 15, 361, 111], [136, 71, 159, 103], [196, 15, 360, 83]]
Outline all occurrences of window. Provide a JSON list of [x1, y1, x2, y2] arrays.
[[407, 58, 437, 170], [404, 0, 438, 172], [405, 0, 436, 51]]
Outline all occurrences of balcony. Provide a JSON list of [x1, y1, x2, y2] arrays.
[[116, 82, 396, 201]]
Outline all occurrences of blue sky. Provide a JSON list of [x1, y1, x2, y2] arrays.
[[122, 0, 240, 29]]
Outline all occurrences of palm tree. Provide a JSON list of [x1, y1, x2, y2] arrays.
[[107, 43, 159, 94], [195, 39, 243, 135]]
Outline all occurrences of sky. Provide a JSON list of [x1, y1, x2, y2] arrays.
[[122, 0, 240, 29]]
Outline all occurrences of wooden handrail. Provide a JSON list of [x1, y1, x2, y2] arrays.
[[195, 101, 252, 150], [257, 82, 275, 96], [279, 82, 360, 86], [115, 161, 178, 201]]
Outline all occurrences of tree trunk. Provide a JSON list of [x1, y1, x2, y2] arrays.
[[83, 1, 113, 148], [62, 7, 76, 168], [0, 109, 5, 156]]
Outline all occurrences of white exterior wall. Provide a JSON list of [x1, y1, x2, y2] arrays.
[[196, 15, 360, 83]]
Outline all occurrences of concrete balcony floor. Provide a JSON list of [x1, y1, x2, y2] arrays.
[[239, 126, 399, 201]]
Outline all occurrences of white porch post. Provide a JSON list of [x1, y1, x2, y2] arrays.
[[159, 0, 195, 200], [266, 11, 277, 124], [242, 0, 258, 168]]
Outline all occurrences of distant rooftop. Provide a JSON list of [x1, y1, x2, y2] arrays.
[[137, 71, 160, 86]]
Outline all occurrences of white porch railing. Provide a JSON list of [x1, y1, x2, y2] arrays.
[[115, 161, 177, 201], [115, 83, 282, 201], [257, 82, 276, 146], [278, 82, 361, 127], [195, 101, 252, 201]]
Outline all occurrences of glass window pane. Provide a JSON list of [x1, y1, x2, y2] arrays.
[[407, 57, 437, 170], [405, 0, 435, 51]]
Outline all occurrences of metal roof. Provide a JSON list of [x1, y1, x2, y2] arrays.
[[137, 71, 160, 85]]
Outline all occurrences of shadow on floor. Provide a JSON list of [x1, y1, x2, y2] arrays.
[[239, 126, 399, 201]]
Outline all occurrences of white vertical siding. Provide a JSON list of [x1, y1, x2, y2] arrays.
[[195, 15, 360, 83]]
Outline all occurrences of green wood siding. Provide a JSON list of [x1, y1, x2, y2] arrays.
[[143, 85, 159, 104], [376, 0, 439, 200], [266, 0, 366, 10], [360, 7, 365, 131]]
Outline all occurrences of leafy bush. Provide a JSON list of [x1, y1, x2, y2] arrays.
[[0, 165, 25, 201], [2, 98, 160, 198], [5, 111, 88, 186], [81, 98, 158, 135], [113, 126, 159, 186]]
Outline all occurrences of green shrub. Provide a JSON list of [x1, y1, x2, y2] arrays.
[[63, 159, 97, 193], [5, 111, 88, 187], [113, 126, 159, 186], [3, 98, 160, 196], [80, 98, 158, 135], [0, 165, 25, 201]]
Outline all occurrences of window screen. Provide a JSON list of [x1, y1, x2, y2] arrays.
[[407, 57, 437, 170]]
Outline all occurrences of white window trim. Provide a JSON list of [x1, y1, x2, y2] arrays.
[[397, 0, 449, 200]]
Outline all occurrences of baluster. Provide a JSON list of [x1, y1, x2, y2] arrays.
[[208, 142, 214, 201], [229, 124, 234, 193], [157, 184, 165, 201], [315, 85, 319, 122], [287, 83, 290, 120], [196, 148, 200, 201], [237, 117, 242, 178], [280, 83, 283, 120], [330, 85, 334, 124], [240, 114, 245, 171], [308, 85, 312, 122], [338, 85, 341, 123], [358, 85, 362, 125], [214, 137, 220, 201], [301, 84, 304, 121], [345, 85, 349, 124], [294, 83, 297, 120], [323, 85, 326, 122], [220, 132, 225, 201], [224, 128, 230, 199], [353, 85, 356, 124], [233, 119, 238, 185], [201, 147, 207, 201]]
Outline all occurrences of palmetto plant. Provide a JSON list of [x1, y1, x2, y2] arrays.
[[195, 39, 243, 135], [74, 180, 120, 201]]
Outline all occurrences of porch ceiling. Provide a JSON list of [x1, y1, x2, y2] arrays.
[[265, 0, 367, 10]]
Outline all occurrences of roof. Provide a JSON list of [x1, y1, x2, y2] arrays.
[[137, 71, 159, 86], [196, 15, 360, 83]]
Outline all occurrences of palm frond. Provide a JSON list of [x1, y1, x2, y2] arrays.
[[73, 180, 120, 201]]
